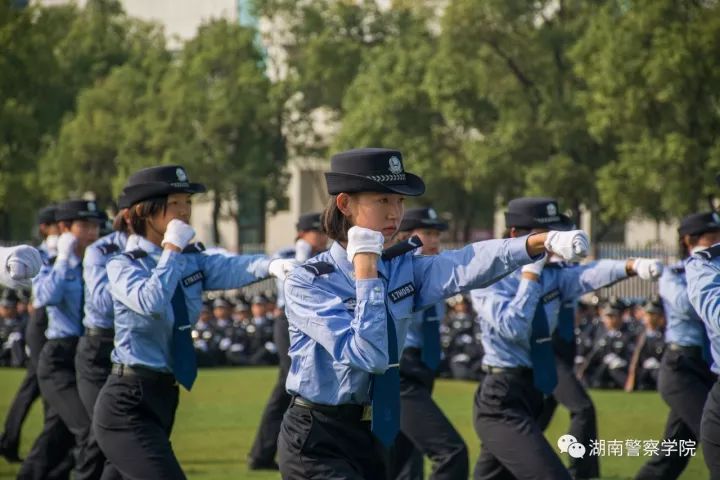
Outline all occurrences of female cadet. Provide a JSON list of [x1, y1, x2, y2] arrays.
[[390, 206, 468, 480], [92, 165, 293, 480], [654, 212, 720, 480], [22, 199, 106, 480], [471, 196, 663, 480], [277, 148, 590, 479], [74, 195, 131, 480]]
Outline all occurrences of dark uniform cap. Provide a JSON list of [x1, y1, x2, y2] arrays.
[[399, 207, 448, 232], [251, 295, 268, 305], [234, 301, 249, 313], [504, 197, 573, 231], [601, 297, 627, 315], [121, 165, 206, 207], [55, 199, 104, 223], [0, 289, 19, 307], [296, 212, 323, 232], [642, 298, 663, 314], [37, 205, 57, 225], [678, 211, 720, 236], [117, 191, 131, 210], [325, 148, 425, 196], [212, 297, 232, 309]]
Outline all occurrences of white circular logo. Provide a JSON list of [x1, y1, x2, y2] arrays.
[[546, 203, 558, 216], [713, 212, 720, 224], [87, 202, 96, 212], [176, 168, 188, 182], [428, 208, 438, 220], [388, 156, 403, 174]]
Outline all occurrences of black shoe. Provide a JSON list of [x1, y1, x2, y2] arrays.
[[248, 459, 279, 471]]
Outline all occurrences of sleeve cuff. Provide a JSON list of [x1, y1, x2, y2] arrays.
[[509, 235, 543, 265], [356, 278, 385, 305]]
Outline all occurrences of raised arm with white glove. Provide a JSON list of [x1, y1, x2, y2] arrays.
[[0, 245, 43, 289], [162, 219, 196, 250], [631, 258, 664, 280], [544, 230, 590, 262]]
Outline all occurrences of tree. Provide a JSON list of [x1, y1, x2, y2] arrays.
[[572, 0, 720, 222], [157, 19, 286, 246]]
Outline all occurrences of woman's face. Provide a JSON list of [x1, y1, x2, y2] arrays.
[[341, 192, 405, 244], [149, 193, 192, 234]]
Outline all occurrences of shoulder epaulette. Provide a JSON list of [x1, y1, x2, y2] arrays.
[[694, 244, 720, 261], [382, 235, 423, 260], [123, 249, 148, 260], [98, 243, 120, 256], [182, 242, 206, 254], [47, 256, 57, 266], [670, 266, 685, 275], [301, 262, 335, 276]]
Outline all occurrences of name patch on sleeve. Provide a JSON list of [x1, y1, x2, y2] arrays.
[[182, 271, 204, 287], [389, 283, 415, 303]]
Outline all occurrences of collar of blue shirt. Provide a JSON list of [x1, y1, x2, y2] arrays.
[[126, 234, 162, 259]]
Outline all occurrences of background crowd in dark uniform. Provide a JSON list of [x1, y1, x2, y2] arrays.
[[1, 282, 666, 392]]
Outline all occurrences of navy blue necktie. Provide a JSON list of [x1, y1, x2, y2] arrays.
[[556, 301, 575, 342], [170, 286, 197, 390], [371, 283, 400, 447], [530, 301, 557, 394], [421, 305, 441, 371]]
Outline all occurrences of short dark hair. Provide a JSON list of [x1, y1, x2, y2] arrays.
[[112, 209, 131, 234], [128, 197, 167, 237], [321, 195, 354, 242]]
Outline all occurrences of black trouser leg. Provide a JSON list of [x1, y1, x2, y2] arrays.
[[249, 314, 291, 467], [548, 358, 599, 479], [34, 338, 105, 480], [94, 373, 185, 480], [278, 404, 388, 480], [392, 431, 424, 480], [473, 372, 572, 480], [16, 400, 75, 480], [702, 381, 720, 480], [1, 365, 41, 458], [75, 335, 122, 480], [391, 349, 468, 480], [636, 351, 714, 480]]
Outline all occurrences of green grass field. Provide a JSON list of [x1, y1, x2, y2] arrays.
[[0, 367, 706, 479]]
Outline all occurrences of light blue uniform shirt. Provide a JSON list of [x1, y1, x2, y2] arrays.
[[83, 231, 128, 330], [471, 260, 628, 369], [283, 236, 535, 405], [685, 249, 720, 373], [661, 260, 706, 347], [107, 234, 271, 373], [404, 301, 446, 350], [32, 252, 84, 339]]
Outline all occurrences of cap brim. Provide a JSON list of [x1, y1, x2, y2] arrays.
[[399, 219, 449, 232], [547, 214, 575, 231], [123, 182, 207, 206], [325, 172, 425, 197]]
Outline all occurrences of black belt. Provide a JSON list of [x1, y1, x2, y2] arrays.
[[668, 343, 703, 357], [85, 327, 114, 338], [482, 365, 533, 377], [111, 364, 176, 385], [290, 396, 372, 422]]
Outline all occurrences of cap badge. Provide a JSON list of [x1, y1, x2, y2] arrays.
[[547, 203, 558, 216], [176, 168, 188, 182], [388, 156, 403, 174], [428, 208, 438, 220]]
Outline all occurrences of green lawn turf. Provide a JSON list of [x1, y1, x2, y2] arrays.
[[0, 367, 707, 479]]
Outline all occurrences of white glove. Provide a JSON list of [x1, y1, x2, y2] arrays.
[[544, 230, 590, 262], [56, 232, 77, 262], [162, 219, 195, 250], [294, 239, 313, 262], [1, 245, 43, 288], [45, 234, 59, 256], [346, 226, 384, 263], [521, 256, 547, 277], [269, 258, 299, 282], [632, 258, 663, 280]]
